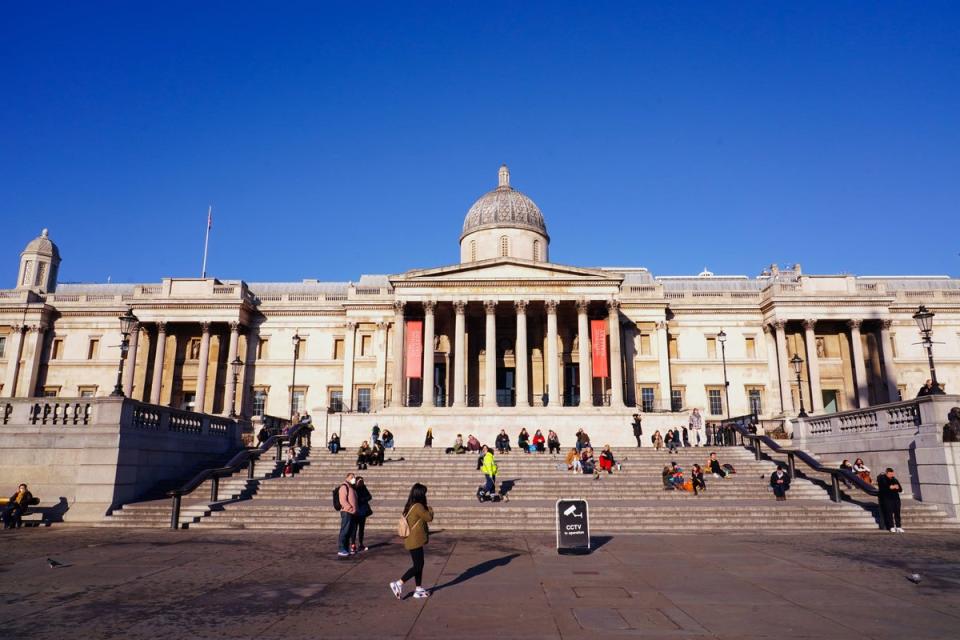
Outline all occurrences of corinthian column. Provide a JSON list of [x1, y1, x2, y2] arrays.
[[19, 324, 46, 397], [515, 300, 529, 407], [607, 300, 624, 407], [222, 322, 240, 416], [150, 322, 167, 405], [803, 319, 824, 412], [342, 321, 357, 412], [391, 302, 405, 407], [122, 322, 141, 397], [762, 324, 783, 413], [422, 301, 436, 407], [195, 322, 212, 412], [453, 301, 466, 407], [576, 299, 592, 406], [484, 300, 497, 406], [773, 320, 794, 413], [656, 320, 672, 410], [879, 319, 899, 402], [546, 300, 559, 406], [848, 319, 869, 408]]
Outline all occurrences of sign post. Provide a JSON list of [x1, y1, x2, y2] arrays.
[[556, 498, 590, 554]]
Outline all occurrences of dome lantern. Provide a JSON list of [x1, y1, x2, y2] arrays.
[[17, 228, 61, 292]]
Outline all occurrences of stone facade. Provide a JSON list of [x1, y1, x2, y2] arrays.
[[2, 167, 959, 445]]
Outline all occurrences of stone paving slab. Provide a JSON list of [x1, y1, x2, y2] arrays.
[[2, 527, 960, 639]]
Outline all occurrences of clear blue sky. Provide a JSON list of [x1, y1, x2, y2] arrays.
[[2, 2, 958, 285]]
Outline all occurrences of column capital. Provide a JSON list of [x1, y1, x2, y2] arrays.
[[25, 324, 45, 334], [156, 321, 167, 333], [576, 298, 590, 313], [847, 319, 862, 330], [655, 320, 669, 331], [606, 298, 621, 312], [802, 318, 817, 330], [423, 300, 436, 314], [200, 322, 211, 334], [228, 321, 241, 332], [454, 300, 467, 315], [376, 320, 389, 331], [881, 319, 893, 330], [514, 299, 528, 314], [762, 323, 772, 335], [484, 300, 497, 314], [545, 299, 558, 313], [392, 300, 405, 314], [772, 319, 787, 331], [346, 320, 358, 331]]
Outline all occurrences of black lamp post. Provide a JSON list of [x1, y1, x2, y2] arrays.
[[717, 329, 730, 419], [913, 305, 944, 395], [228, 356, 243, 418], [110, 308, 139, 397], [790, 353, 808, 417], [290, 332, 302, 418]]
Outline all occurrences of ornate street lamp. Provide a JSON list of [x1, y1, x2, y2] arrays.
[[111, 307, 139, 397], [790, 353, 808, 417], [228, 356, 243, 418], [913, 305, 944, 395], [290, 332, 302, 418], [717, 329, 730, 419]]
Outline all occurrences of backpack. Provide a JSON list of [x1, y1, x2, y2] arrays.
[[397, 511, 411, 538], [332, 483, 346, 511]]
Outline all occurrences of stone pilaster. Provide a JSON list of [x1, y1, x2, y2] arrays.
[[762, 324, 783, 414], [375, 321, 389, 409], [150, 322, 167, 405], [880, 319, 899, 402], [453, 300, 466, 407], [19, 324, 46, 397], [342, 321, 357, 412], [576, 299, 591, 406], [195, 322, 212, 412], [607, 299, 624, 407], [515, 300, 529, 407], [223, 322, 240, 416], [422, 301, 436, 408], [484, 300, 497, 407], [803, 319, 824, 412], [546, 300, 559, 406], [848, 319, 869, 408], [391, 301, 405, 408], [2, 326, 25, 398], [656, 320, 672, 410], [773, 320, 795, 413], [122, 323, 141, 397]]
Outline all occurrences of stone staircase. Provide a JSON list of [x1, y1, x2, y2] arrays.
[[99, 445, 960, 532]]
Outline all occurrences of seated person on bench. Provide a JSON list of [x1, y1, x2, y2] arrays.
[[2, 484, 35, 530]]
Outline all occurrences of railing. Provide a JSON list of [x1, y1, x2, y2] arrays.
[[29, 401, 94, 425], [800, 397, 930, 441], [722, 413, 878, 502], [168, 419, 306, 529]]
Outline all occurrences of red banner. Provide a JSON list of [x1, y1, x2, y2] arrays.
[[405, 320, 423, 379], [591, 319, 608, 378]]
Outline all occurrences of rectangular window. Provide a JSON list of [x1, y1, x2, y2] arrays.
[[668, 335, 679, 358], [357, 388, 371, 413], [87, 338, 100, 360], [78, 386, 97, 398], [640, 387, 655, 412], [252, 388, 268, 416], [334, 338, 344, 360], [182, 392, 197, 412], [51, 338, 64, 360], [745, 337, 756, 359], [329, 389, 344, 413], [707, 388, 723, 416], [671, 388, 684, 412], [291, 389, 306, 414], [360, 334, 372, 357], [0, 336, 5, 359], [706, 337, 717, 359], [748, 388, 762, 415], [639, 333, 651, 356], [256, 337, 269, 360], [42, 386, 59, 397]]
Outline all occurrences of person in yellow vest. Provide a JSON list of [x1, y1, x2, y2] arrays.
[[479, 445, 499, 500]]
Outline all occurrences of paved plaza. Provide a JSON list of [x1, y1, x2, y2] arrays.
[[2, 528, 960, 639]]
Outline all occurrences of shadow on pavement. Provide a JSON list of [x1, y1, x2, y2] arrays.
[[431, 553, 521, 592]]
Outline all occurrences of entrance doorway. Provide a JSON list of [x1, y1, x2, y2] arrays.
[[563, 363, 579, 406], [496, 367, 515, 406], [822, 389, 838, 413], [433, 362, 447, 407]]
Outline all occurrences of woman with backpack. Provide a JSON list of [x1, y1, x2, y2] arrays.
[[390, 483, 434, 600]]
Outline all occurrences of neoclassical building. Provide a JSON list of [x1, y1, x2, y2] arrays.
[[2, 167, 958, 444]]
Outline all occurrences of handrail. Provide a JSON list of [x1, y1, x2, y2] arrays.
[[721, 414, 879, 502], [167, 420, 308, 529]]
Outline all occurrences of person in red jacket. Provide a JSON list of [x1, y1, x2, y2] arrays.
[[532, 429, 546, 453], [598, 445, 617, 473]]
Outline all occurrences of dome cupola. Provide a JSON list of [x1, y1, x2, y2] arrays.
[[17, 228, 61, 292]]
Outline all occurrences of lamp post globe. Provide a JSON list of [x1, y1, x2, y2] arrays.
[[228, 356, 243, 418], [111, 307, 139, 397], [913, 305, 943, 394]]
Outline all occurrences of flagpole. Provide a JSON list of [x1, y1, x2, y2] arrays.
[[201, 205, 212, 278]]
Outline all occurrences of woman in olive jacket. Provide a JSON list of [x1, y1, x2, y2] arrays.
[[390, 483, 434, 599]]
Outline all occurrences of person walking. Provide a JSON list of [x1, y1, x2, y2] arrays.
[[351, 476, 373, 552], [335, 473, 358, 557], [631, 413, 643, 447], [688, 408, 704, 446], [390, 483, 434, 599], [479, 445, 499, 500], [878, 467, 904, 533], [770, 465, 791, 501]]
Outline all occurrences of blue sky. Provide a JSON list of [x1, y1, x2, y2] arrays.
[[2, 2, 958, 285]]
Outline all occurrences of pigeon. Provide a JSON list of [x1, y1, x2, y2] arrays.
[[47, 558, 68, 569], [906, 573, 922, 584]]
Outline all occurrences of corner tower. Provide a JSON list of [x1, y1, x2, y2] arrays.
[[17, 228, 61, 293], [460, 165, 549, 263]]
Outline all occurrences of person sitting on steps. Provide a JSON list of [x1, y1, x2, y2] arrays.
[[581, 447, 597, 477], [547, 430, 561, 454], [770, 464, 791, 501], [532, 429, 546, 453], [495, 429, 511, 454], [651, 430, 664, 451], [446, 434, 466, 455], [708, 452, 727, 478], [518, 428, 531, 453], [565, 447, 581, 473], [356, 441, 373, 470], [466, 434, 481, 452], [328, 432, 341, 454], [691, 464, 706, 495], [598, 445, 618, 474]]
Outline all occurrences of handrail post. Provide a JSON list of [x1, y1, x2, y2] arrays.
[[754, 438, 762, 461], [170, 494, 182, 530], [210, 476, 219, 502], [276, 440, 283, 461], [787, 453, 796, 479], [248, 459, 255, 479], [831, 474, 842, 503]]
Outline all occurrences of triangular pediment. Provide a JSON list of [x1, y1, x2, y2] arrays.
[[391, 258, 623, 284]]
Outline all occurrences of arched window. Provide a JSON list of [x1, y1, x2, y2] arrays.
[[470, 240, 477, 262], [499, 235, 509, 257], [533, 239, 541, 262]]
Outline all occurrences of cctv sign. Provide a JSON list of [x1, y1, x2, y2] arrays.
[[556, 499, 590, 552]]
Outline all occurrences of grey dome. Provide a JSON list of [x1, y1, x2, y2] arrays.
[[22, 228, 60, 260], [461, 166, 548, 239]]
